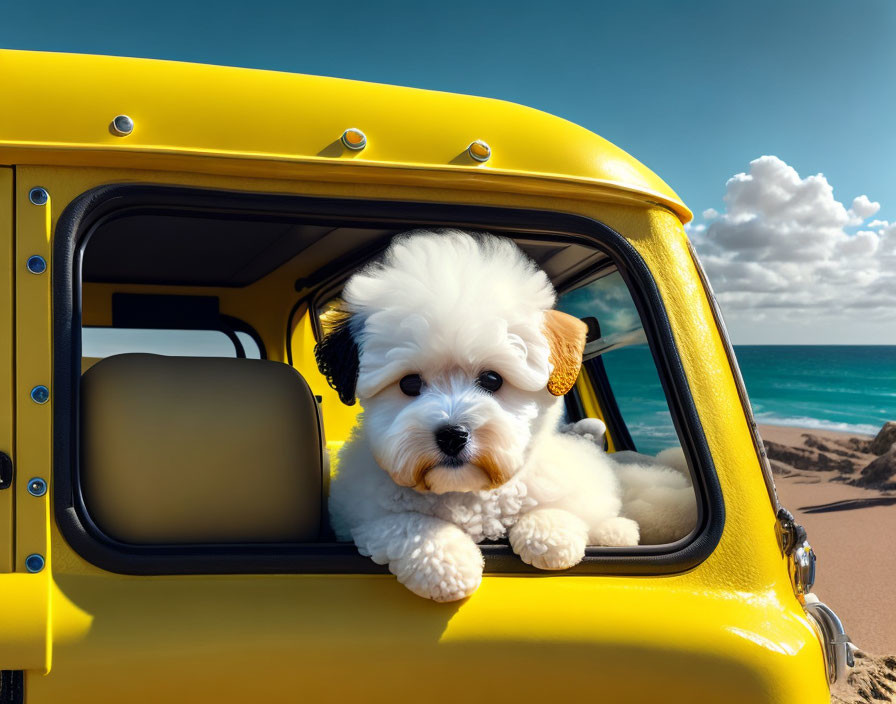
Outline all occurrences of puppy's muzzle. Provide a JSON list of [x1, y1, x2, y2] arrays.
[[435, 424, 469, 458]]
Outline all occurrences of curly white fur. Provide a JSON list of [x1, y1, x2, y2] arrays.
[[327, 231, 697, 602]]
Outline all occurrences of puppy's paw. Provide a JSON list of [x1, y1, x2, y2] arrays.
[[509, 508, 588, 570], [590, 516, 640, 547], [561, 418, 607, 447], [388, 523, 484, 602]]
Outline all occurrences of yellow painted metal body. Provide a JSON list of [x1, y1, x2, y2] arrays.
[[0, 50, 829, 702]]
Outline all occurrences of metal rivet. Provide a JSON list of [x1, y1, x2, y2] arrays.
[[25, 554, 45, 573], [27, 477, 47, 497], [467, 140, 491, 163], [341, 128, 367, 150], [26, 255, 47, 275], [30, 385, 49, 405], [110, 114, 134, 136], [29, 187, 48, 206]]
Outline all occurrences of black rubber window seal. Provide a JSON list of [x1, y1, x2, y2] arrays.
[[53, 184, 724, 576]]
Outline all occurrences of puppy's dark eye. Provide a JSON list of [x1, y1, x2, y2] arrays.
[[399, 374, 424, 396], [477, 370, 503, 393]]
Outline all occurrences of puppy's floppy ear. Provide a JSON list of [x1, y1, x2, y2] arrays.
[[542, 310, 588, 396], [314, 304, 360, 406]]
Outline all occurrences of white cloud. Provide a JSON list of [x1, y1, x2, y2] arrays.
[[690, 156, 894, 343], [702, 208, 719, 220], [848, 195, 881, 223]]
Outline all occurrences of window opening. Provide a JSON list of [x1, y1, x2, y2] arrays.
[[82, 327, 261, 360], [558, 270, 678, 456]]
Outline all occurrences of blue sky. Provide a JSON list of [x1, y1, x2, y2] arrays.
[[2, 0, 894, 342]]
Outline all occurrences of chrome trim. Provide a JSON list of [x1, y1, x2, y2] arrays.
[[793, 541, 816, 595], [805, 597, 855, 684], [776, 508, 818, 597], [685, 240, 779, 508], [777, 507, 804, 554]]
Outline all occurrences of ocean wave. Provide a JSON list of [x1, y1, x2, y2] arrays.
[[754, 414, 881, 436], [626, 423, 678, 439], [754, 382, 896, 398]]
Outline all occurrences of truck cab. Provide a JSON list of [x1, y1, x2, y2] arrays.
[[0, 49, 849, 703]]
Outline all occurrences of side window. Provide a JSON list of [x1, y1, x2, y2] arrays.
[[82, 327, 262, 361], [557, 271, 678, 456]]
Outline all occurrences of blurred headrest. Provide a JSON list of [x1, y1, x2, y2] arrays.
[[80, 354, 323, 545]]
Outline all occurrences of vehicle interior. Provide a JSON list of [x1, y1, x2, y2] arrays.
[[69, 194, 700, 569]]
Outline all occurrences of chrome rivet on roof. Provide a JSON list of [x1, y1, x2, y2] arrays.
[[467, 140, 491, 163], [25, 554, 45, 573], [341, 128, 367, 150], [30, 385, 49, 405], [27, 477, 47, 497], [110, 114, 134, 136], [29, 187, 48, 206], [26, 255, 47, 275]]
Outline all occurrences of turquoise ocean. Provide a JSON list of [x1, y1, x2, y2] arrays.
[[602, 345, 896, 456]]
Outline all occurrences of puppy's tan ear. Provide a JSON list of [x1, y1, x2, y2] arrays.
[[543, 310, 588, 396]]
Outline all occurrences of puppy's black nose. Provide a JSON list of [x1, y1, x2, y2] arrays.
[[435, 425, 469, 458]]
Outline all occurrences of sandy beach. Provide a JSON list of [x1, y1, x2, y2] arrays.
[[757, 424, 896, 703]]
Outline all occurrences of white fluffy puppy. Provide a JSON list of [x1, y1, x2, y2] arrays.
[[316, 230, 695, 602]]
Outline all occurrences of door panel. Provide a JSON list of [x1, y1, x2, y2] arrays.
[[0, 167, 13, 573], [1, 170, 53, 673], [30, 572, 827, 704]]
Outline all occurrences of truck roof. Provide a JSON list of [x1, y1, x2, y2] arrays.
[[0, 49, 691, 223]]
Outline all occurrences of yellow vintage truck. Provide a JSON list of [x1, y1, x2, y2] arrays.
[[0, 49, 851, 702]]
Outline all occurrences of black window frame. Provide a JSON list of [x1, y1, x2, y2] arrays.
[[53, 184, 725, 576]]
